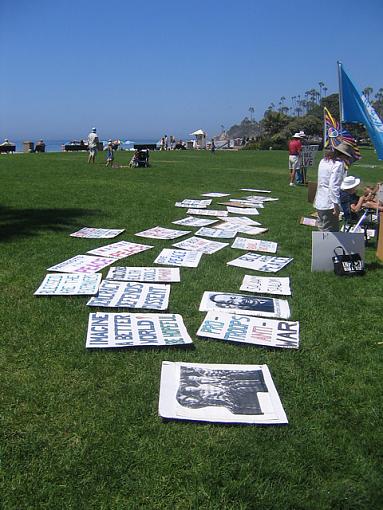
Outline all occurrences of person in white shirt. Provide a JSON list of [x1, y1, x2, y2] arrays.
[[314, 142, 354, 232], [87, 127, 99, 163]]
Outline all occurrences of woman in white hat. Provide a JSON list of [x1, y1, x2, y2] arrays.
[[314, 142, 354, 231], [340, 175, 361, 223]]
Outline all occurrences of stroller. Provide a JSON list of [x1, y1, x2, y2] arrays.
[[129, 149, 150, 168]]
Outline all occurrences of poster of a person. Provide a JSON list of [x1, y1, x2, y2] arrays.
[[158, 361, 288, 424], [199, 291, 290, 319]]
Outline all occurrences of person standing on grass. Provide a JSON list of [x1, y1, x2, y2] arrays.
[[87, 127, 99, 164], [105, 140, 114, 167], [313, 142, 354, 232], [288, 133, 302, 186]]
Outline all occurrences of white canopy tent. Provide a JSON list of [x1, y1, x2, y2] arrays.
[[190, 129, 207, 149]]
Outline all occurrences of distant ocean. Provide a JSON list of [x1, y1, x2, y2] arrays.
[[11, 139, 159, 153]]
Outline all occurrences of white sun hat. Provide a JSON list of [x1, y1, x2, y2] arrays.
[[341, 175, 361, 190]]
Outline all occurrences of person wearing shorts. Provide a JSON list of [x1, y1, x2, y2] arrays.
[[87, 127, 99, 164], [288, 133, 302, 186]]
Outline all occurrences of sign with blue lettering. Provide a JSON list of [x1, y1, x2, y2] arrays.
[[87, 281, 170, 309], [35, 273, 102, 295], [199, 291, 290, 319], [159, 361, 288, 424], [197, 312, 298, 349], [154, 249, 203, 268], [86, 312, 192, 348]]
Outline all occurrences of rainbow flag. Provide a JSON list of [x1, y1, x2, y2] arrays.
[[324, 106, 361, 164]]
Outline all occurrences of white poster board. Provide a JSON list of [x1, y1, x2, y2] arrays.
[[34, 273, 102, 295], [159, 361, 288, 424], [87, 281, 170, 309], [86, 312, 192, 348], [301, 144, 319, 167], [135, 226, 190, 239], [154, 248, 203, 267], [240, 276, 291, 296], [199, 291, 290, 319], [173, 236, 228, 254], [106, 267, 180, 282], [197, 311, 299, 349], [311, 232, 365, 272]]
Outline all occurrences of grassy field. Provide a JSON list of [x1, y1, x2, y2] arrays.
[[1, 148, 382, 510]]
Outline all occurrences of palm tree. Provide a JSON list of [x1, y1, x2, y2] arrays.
[[363, 87, 373, 101], [248, 106, 255, 122], [318, 82, 325, 100], [323, 86, 328, 97]]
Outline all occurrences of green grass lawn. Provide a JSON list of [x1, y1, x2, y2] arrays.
[[1, 148, 382, 510]]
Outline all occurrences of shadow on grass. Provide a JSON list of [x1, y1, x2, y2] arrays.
[[365, 261, 383, 272], [0, 205, 100, 242]]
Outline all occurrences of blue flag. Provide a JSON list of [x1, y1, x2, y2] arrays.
[[339, 63, 383, 160]]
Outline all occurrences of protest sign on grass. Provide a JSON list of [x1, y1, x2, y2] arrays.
[[35, 273, 102, 295], [87, 281, 170, 310], [159, 361, 288, 424], [199, 291, 290, 319], [87, 241, 153, 260], [106, 267, 180, 282], [197, 311, 299, 349], [48, 255, 115, 274], [70, 227, 125, 238], [86, 312, 192, 348]]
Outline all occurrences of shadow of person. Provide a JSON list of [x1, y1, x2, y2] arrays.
[[0, 205, 100, 242]]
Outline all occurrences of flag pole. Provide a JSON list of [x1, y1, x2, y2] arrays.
[[337, 61, 344, 134]]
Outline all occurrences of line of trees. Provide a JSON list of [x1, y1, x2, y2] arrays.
[[227, 83, 383, 150]]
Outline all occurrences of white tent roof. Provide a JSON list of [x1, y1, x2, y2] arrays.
[[190, 129, 206, 136]]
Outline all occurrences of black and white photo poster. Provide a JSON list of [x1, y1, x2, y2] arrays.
[[240, 275, 291, 296], [34, 273, 102, 295], [106, 267, 180, 282], [159, 361, 288, 424], [86, 313, 192, 348], [87, 281, 170, 309], [227, 253, 293, 272], [199, 291, 290, 319], [197, 312, 299, 348]]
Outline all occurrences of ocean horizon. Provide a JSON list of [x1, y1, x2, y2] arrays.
[[9, 138, 160, 153]]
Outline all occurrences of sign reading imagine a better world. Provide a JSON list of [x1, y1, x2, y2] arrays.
[[86, 312, 192, 348]]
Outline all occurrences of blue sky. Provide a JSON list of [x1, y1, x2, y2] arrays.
[[1, 0, 382, 141]]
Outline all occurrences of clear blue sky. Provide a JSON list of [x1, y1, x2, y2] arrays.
[[1, 0, 382, 141]]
